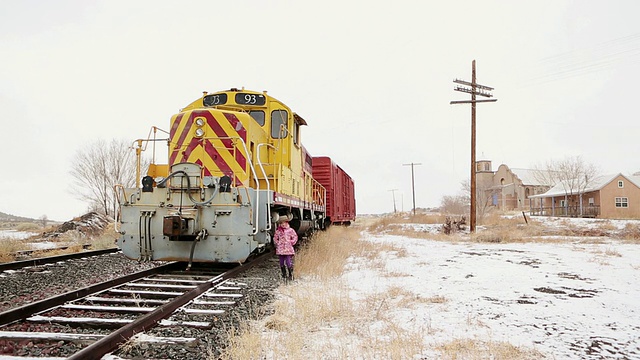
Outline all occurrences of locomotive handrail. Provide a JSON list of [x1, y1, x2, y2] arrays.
[[113, 184, 127, 234], [207, 104, 247, 112], [278, 123, 287, 173], [200, 135, 261, 235], [312, 181, 326, 208], [257, 143, 276, 232], [131, 126, 170, 188]]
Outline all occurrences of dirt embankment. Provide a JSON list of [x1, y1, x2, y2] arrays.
[[41, 212, 111, 239]]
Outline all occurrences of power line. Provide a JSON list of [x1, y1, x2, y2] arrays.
[[525, 32, 640, 86]]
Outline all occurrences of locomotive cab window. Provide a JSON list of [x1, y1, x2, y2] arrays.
[[271, 110, 289, 139], [293, 122, 300, 146], [249, 110, 265, 126]]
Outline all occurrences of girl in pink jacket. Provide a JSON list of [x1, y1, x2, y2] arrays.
[[273, 217, 298, 282]]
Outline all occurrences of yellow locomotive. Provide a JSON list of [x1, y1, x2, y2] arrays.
[[115, 88, 327, 264]]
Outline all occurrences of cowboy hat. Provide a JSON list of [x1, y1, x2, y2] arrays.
[[277, 214, 293, 223]]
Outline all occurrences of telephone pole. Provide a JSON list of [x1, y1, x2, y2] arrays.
[[403, 163, 421, 216], [389, 189, 398, 213], [450, 60, 497, 232]]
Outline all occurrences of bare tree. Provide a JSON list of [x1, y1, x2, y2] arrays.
[[440, 195, 467, 215], [39, 214, 48, 228], [531, 160, 559, 187], [533, 156, 599, 216], [460, 179, 497, 224], [69, 139, 140, 218]]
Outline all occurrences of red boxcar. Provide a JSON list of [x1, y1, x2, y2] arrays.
[[312, 156, 356, 226]]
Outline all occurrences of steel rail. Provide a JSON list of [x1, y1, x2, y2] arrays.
[[69, 251, 272, 360], [0, 261, 182, 326], [0, 248, 119, 272]]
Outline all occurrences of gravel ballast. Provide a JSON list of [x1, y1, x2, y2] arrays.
[[0, 253, 283, 359]]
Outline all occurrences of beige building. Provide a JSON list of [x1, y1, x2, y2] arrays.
[[476, 160, 551, 211], [529, 173, 640, 219]]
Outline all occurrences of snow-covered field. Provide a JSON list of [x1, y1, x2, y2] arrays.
[[0, 229, 60, 250], [346, 217, 640, 359], [0, 229, 36, 240]]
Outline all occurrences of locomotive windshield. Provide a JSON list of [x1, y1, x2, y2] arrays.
[[249, 110, 265, 126]]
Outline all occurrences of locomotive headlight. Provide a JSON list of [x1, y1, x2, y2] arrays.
[[195, 128, 205, 137], [195, 117, 205, 127], [155, 176, 166, 188]]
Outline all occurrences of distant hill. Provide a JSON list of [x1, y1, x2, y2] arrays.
[[0, 211, 37, 223]]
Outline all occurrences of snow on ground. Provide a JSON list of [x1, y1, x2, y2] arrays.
[[399, 223, 443, 234], [535, 216, 640, 230], [0, 230, 37, 240], [0, 230, 61, 250], [345, 217, 640, 359]]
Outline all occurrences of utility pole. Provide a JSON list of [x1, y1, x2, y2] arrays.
[[450, 60, 497, 232], [389, 189, 398, 213], [403, 163, 421, 216]]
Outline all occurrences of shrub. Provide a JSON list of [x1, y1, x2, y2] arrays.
[[15, 222, 41, 232], [0, 237, 28, 262]]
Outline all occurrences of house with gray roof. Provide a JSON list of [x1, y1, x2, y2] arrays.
[[528, 173, 640, 219]]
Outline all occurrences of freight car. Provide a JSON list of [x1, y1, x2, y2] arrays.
[[114, 88, 355, 264], [312, 157, 356, 226]]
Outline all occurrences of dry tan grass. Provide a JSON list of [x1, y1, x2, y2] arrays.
[[31, 243, 85, 258], [373, 210, 635, 245], [588, 257, 611, 266], [15, 222, 41, 232], [295, 226, 360, 280], [366, 213, 445, 233], [219, 213, 634, 359], [117, 337, 137, 354], [604, 248, 622, 257], [218, 326, 264, 360], [375, 214, 555, 244], [219, 227, 370, 359], [618, 223, 640, 243], [39, 226, 117, 255], [419, 295, 447, 304], [219, 224, 534, 359], [472, 224, 547, 243], [0, 237, 27, 262], [0, 223, 117, 262], [436, 338, 544, 359], [90, 226, 119, 250]]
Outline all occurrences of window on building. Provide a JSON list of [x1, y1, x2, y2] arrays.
[[588, 197, 594, 206], [618, 180, 624, 188], [615, 197, 628, 208]]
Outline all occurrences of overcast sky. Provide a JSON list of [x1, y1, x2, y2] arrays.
[[1, 1, 639, 221]]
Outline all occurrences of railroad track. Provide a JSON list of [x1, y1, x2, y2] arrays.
[[0, 252, 272, 359], [0, 248, 120, 272]]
